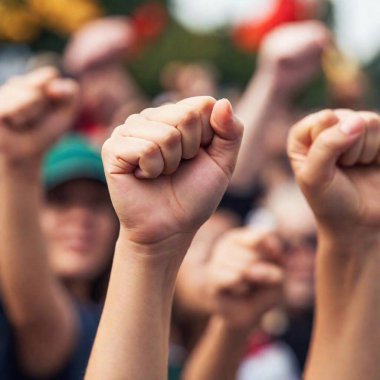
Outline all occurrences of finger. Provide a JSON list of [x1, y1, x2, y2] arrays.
[[244, 262, 284, 286], [254, 233, 284, 265], [208, 99, 243, 179], [102, 134, 164, 178], [287, 110, 339, 173], [228, 228, 283, 264], [177, 96, 216, 146], [357, 112, 380, 164], [335, 109, 365, 166], [300, 115, 365, 189], [141, 103, 202, 159], [122, 114, 182, 175], [45, 78, 80, 103], [310, 110, 342, 141], [24, 66, 60, 89], [0, 86, 47, 128], [212, 266, 243, 293]]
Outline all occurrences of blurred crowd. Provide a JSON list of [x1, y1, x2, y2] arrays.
[[0, 1, 379, 380]]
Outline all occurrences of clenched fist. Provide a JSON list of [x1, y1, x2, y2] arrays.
[[102, 97, 243, 246], [288, 109, 380, 235], [0, 67, 79, 164], [205, 228, 284, 330], [259, 21, 330, 97]]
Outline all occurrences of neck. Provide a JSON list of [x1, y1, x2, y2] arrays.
[[63, 278, 91, 303]]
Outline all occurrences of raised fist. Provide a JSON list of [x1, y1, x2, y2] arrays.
[[259, 21, 330, 97], [63, 17, 135, 74], [204, 228, 284, 330], [0, 67, 79, 164], [288, 109, 380, 233], [102, 97, 243, 246]]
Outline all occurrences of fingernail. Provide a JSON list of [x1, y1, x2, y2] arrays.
[[339, 116, 364, 135], [219, 98, 232, 115]]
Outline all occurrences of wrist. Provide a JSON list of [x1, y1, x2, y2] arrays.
[[116, 228, 195, 273], [208, 315, 252, 347], [212, 312, 259, 337], [0, 156, 43, 184], [317, 224, 380, 259]]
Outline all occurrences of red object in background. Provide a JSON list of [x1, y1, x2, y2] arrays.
[[130, 2, 168, 55], [233, 0, 314, 53]]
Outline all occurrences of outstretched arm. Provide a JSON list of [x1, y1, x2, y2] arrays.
[[85, 97, 243, 380], [0, 68, 80, 377], [288, 109, 380, 379], [231, 21, 330, 194]]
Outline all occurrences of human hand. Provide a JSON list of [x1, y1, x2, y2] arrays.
[[205, 228, 284, 330], [0, 67, 79, 166], [258, 21, 330, 98], [63, 17, 135, 74], [288, 109, 380, 238], [102, 96, 243, 248]]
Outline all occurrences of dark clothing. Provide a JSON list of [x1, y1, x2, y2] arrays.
[[0, 304, 12, 379], [0, 301, 101, 380], [280, 308, 314, 371]]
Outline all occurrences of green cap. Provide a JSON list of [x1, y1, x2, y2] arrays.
[[43, 134, 106, 191]]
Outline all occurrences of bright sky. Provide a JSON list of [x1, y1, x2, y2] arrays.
[[170, 0, 380, 63], [334, 0, 380, 62]]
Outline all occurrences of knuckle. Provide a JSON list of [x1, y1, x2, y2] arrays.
[[125, 113, 143, 125], [181, 109, 199, 128], [140, 107, 155, 118], [142, 141, 159, 158], [160, 128, 181, 148]]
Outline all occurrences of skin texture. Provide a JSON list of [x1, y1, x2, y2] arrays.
[[288, 109, 380, 380], [85, 96, 243, 380]]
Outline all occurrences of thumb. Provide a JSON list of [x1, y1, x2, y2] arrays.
[[208, 99, 243, 178], [45, 79, 79, 103], [302, 115, 365, 188]]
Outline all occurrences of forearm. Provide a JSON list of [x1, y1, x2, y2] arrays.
[[86, 232, 193, 380], [183, 316, 249, 380], [0, 159, 76, 375], [305, 230, 380, 380], [230, 71, 287, 193], [0, 160, 69, 324]]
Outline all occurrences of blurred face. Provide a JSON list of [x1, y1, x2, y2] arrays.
[[42, 179, 118, 282], [80, 63, 133, 126], [282, 228, 316, 312], [269, 185, 317, 312]]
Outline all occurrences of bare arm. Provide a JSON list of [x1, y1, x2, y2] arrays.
[[0, 68, 80, 377], [183, 316, 250, 380], [182, 228, 284, 380], [288, 109, 380, 379], [231, 21, 330, 194], [85, 96, 243, 379]]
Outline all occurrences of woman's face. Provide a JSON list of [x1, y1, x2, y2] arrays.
[[42, 179, 118, 282]]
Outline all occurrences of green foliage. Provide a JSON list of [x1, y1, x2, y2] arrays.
[[127, 20, 256, 96]]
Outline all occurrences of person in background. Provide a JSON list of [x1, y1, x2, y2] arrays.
[[0, 67, 118, 379], [247, 181, 316, 373], [63, 16, 148, 146]]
